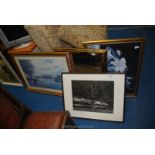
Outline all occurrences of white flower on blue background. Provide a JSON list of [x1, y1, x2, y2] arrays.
[[106, 47, 127, 73]]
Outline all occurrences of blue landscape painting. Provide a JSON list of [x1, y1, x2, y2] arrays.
[[18, 57, 69, 90]]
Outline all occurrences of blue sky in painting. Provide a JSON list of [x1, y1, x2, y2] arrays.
[[18, 57, 68, 90]]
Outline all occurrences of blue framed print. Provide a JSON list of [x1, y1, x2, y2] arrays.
[[11, 52, 73, 95]]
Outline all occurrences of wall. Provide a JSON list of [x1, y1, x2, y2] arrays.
[[2, 26, 155, 128]]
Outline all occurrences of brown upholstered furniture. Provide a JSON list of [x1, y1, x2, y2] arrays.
[[24, 25, 107, 51], [0, 87, 71, 129], [22, 112, 67, 129], [24, 25, 73, 51], [58, 25, 107, 48]]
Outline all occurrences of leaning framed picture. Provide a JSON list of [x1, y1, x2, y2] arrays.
[[0, 51, 22, 86], [62, 73, 125, 122], [83, 38, 145, 97], [54, 48, 107, 73], [11, 52, 74, 96]]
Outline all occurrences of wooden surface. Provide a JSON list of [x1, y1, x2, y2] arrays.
[[8, 41, 36, 54]]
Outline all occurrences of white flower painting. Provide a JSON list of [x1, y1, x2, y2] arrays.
[[84, 38, 145, 96]]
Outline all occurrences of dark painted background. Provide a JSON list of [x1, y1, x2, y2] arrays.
[[2, 25, 155, 128]]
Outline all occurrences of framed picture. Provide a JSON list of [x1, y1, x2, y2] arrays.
[[54, 48, 107, 73], [11, 52, 73, 96], [62, 73, 125, 122], [0, 51, 22, 86], [83, 38, 145, 97]]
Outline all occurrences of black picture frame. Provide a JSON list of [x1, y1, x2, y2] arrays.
[[62, 73, 125, 122], [83, 38, 145, 97]]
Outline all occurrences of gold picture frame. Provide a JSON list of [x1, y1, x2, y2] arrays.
[[10, 51, 74, 96], [83, 38, 145, 97]]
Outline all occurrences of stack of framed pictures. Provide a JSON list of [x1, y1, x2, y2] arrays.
[[10, 48, 107, 96], [8, 37, 145, 122], [60, 38, 145, 122], [54, 48, 123, 121]]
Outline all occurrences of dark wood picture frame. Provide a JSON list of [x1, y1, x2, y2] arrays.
[[10, 52, 74, 96], [83, 38, 145, 97], [54, 48, 107, 73]]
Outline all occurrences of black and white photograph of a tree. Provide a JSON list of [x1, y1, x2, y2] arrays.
[[72, 80, 114, 113]]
